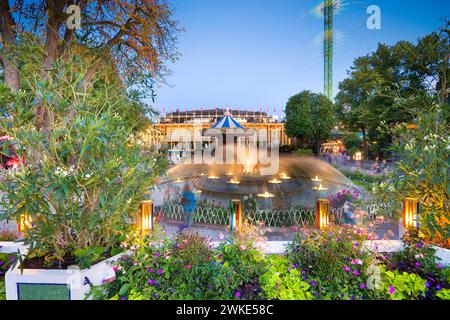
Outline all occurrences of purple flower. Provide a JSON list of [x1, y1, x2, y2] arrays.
[[148, 268, 155, 273], [353, 270, 360, 276], [388, 286, 395, 295], [157, 269, 163, 275], [309, 281, 317, 286], [415, 243, 423, 248], [235, 291, 241, 298], [437, 263, 444, 269], [148, 279, 155, 286], [344, 266, 351, 272], [436, 285, 442, 291], [360, 283, 366, 289], [425, 282, 431, 288], [154, 252, 160, 257], [415, 262, 421, 268]]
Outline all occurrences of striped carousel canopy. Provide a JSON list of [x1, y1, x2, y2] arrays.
[[210, 110, 245, 129]]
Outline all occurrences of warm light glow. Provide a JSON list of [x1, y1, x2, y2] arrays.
[[140, 200, 154, 233], [403, 198, 420, 229], [279, 172, 291, 180], [175, 178, 184, 183], [257, 191, 275, 198], [313, 184, 328, 191], [227, 179, 240, 185], [208, 175, 219, 180], [268, 178, 282, 184], [230, 200, 243, 231], [18, 214, 32, 233], [354, 152, 362, 161], [316, 199, 330, 230], [226, 171, 234, 176], [311, 176, 322, 182]]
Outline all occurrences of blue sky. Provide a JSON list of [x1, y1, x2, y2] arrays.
[[152, 0, 449, 118]]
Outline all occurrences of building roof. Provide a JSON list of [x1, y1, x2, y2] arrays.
[[210, 110, 245, 129]]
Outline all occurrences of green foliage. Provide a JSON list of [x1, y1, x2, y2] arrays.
[[380, 268, 427, 300], [294, 148, 314, 156], [260, 255, 313, 300], [373, 108, 449, 247], [343, 133, 362, 151], [285, 90, 334, 153], [436, 289, 450, 300], [89, 232, 236, 300], [0, 56, 167, 268], [74, 246, 107, 270], [335, 23, 449, 159], [286, 226, 376, 300], [0, 279, 5, 300]]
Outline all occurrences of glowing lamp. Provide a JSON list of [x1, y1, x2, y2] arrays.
[[268, 178, 282, 184], [230, 200, 243, 231], [257, 191, 274, 198], [316, 199, 330, 230], [227, 179, 240, 185], [18, 213, 33, 233], [311, 176, 322, 182], [279, 172, 291, 180], [208, 175, 219, 180], [354, 152, 362, 161], [403, 198, 420, 229], [140, 200, 154, 233]]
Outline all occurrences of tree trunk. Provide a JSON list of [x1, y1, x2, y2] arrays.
[[0, 1, 20, 91], [36, 0, 68, 131], [361, 127, 369, 159]]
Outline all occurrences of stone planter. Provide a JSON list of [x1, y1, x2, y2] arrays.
[[5, 253, 125, 300]]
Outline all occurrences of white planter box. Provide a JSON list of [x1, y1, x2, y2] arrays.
[[0, 241, 29, 255], [5, 253, 125, 300]]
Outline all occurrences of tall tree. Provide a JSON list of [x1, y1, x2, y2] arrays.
[[285, 90, 334, 154], [0, 0, 181, 128]]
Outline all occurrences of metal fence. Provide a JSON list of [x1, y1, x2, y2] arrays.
[[154, 201, 394, 228]]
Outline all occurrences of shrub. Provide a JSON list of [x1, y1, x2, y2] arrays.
[[0, 223, 19, 241], [328, 189, 360, 208], [286, 226, 376, 300], [0, 62, 166, 269], [387, 230, 450, 298], [260, 255, 313, 300], [379, 267, 427, 300], [217, 221, 268, 299], [89, 232, 235, 300], [294, 148, 313, 156], [0, 252, 16, 277]]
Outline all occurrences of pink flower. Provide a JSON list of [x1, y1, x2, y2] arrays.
[[112, 266, 119, 272], [235, 291, 241, 298], [240, 245, 247, 250], [186, 264, 192, 270], [360, 283, 366, 289], [344, 266, 351, 272], [353, 270, 360, 276]]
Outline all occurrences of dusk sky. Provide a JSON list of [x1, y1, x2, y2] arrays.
[[152, 0, 449, 118]]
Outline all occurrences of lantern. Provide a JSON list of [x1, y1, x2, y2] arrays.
[[316, 199, 330, 230], [403, 198, 420, 229], [18, 213, 33, 233], [140, 200, 154, 233], [230, 200, 243, 231]]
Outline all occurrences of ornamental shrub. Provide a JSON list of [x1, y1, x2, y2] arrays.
[[89, 232, 235, 300], [259, 255, 313, 300], [286, 225, 376, 300]]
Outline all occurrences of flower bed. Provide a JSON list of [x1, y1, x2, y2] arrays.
[[88, 225, 450, 301]]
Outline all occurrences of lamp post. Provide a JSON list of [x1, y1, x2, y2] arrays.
[[18, 213, 32, 233], [316, 199, 330, 230], [140, 200, 154, 233], [230, 199, 243, 231], [403, 198, 420, 229]]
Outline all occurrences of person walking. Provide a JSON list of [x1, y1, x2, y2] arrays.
[[179, 183, 197, 231]]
